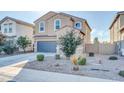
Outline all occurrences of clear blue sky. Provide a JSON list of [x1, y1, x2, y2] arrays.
[[0, 11, 117, 42]]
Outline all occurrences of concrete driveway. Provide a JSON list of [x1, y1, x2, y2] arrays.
[[0, 52, 55, 67]]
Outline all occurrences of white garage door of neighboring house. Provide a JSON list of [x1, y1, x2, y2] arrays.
[[37, 41, 56, 53]]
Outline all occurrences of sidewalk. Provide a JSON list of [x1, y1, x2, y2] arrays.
[[13, 68, 115, 82], [0, 66, 115, 82]]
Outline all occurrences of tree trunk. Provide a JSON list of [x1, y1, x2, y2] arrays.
[[23, 48, 26, 53]]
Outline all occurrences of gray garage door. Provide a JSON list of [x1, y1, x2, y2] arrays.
[[37, 41, 56, 53]]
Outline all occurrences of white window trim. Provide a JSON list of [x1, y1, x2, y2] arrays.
[[74, 21, 82, 29], [4, 24, 8, 33], [39, 21, 45, 32], [9, 23, 13, 33], [54, 19, 61, 31]]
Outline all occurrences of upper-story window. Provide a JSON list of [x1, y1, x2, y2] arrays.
[[39, 21, 45, 32], [54, 19, 61, 31], [9, 23, 12, 33], [74, 21, 82, 29], [4, 24, 8, 33]]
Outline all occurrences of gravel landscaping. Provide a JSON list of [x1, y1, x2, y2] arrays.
[[14, 55, 124, 81]]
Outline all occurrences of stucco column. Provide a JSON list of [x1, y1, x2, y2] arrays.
[[56, 45, 60, 54], [34, 41, 37, 52], [56, 33, 60, 54]]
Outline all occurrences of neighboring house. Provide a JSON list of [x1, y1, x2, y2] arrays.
[[109, 12, 124, 54], [34, 11, 92, 55], [0, 16, 34, 52]]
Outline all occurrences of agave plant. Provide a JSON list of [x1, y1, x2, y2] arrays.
[[70, 55, 78, 65], [70, 55, 79, 71]]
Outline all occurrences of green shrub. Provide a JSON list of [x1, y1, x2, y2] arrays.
[[55, 54, 60, 59], [109, 56, 118, 60], [59, 31, 82, 57], [0, 47, 2, 53], [2, 45, 15, 54], [119, 71, 124, 77], [77, 57, 86, 65], [17, 36, 31, 53], [89, 52, 94, 57], [37, 54, 44, 61]]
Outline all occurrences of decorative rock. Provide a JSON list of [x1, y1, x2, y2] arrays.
[[73, 66, 79, 71], [54, 63, 60, 67]]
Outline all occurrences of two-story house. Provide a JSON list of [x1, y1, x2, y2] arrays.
[[34, 11, 92, 55], [109, 12, 124, 54], [109, 12, 124, 43], [0, 16, 34, 51]]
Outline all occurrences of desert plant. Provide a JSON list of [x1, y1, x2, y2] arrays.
[[17, 36, 31, 52], [59, 31, 83, 57], [37, 54, 44, 61], [0, 33, 6, 46], [119, 71, 124, 77], [55, 54, 60, 59], [77, 57, 86, 65], [2, 40, 16, 55], [0, 47, 2, 54], [2, 45, 15, 54], [109, 56, 118, 60], [70, 55, 78, 65], [70, 55, 79, 71], [94, 37, 99, 44]]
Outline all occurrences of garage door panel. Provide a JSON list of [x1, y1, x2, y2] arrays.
[[37, 41, 56, 52]]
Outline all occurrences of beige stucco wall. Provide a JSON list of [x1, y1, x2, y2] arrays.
[[34, 13, 73, 36], [1, 19, 16, 36], [34, 12, 91, 43], [120, 15, 124, 41], [110, 16, 120, 43], [85, 43, 116, 55], [121, 31, 124, 40], [34, 12, 92, 53], [34, 12, 88, 35], [83, 21, 91, 44], [110, 27, 114, 43], [120, 15, 124, 27], [16, 23, 34, 51]]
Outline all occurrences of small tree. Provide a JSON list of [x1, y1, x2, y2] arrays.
[[94, 37, 99, 44], [17, 36, 31, 52], [59, 31, 83, 57], [0, 33, 6, 46]]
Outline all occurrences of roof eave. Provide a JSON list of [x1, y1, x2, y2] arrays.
[[0, 16, 34, 27], [109, 14, 120, 29], [109, 12, 124, 29]]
